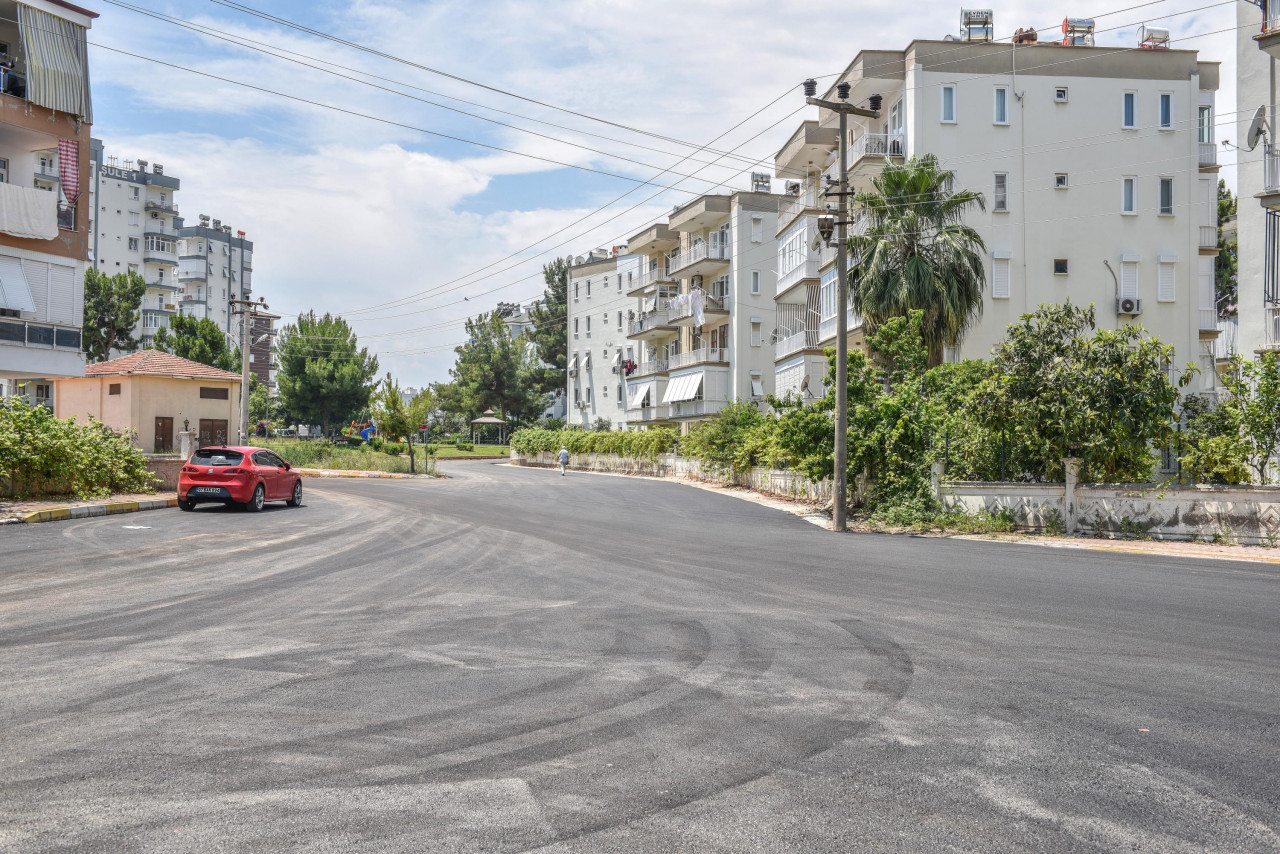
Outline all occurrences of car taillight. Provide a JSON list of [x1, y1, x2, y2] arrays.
[[224, 468, 245, 475]]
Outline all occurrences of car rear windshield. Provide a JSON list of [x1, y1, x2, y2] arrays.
[[191, 449, 244, 467]]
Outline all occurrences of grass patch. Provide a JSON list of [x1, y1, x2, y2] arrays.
[[430, 444, 509, 458], [260, 440, 437, 475]]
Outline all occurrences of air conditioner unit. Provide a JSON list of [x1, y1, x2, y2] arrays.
[[1116, 297, 1143, 316], [568, 367, 578, 377], [576, 400, 589, 410], [785, 181, 801, 195]]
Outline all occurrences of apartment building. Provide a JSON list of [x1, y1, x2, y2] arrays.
[[566, 249, 640, 429], [88, 139, 181, 348], [772, 18, 1221, 398], [622, 190, 781, 431], [1236, 0, 1279, 358], [176, 216, 254, 347], [0, 0, 97, 408], [249, 308, 277, 387]]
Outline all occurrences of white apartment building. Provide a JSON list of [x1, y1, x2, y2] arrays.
[[1236, 0, 1279, 358], [176, 216, 254, 347], [772, 20, 1221, 398], [566, 249, 640, 429], [0, 0, 97, 408], [621, 190, 781, 432], [88, 139, 181, 348]]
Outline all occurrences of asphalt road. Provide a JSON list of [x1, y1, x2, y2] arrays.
[[2, 460, 1277, 853]]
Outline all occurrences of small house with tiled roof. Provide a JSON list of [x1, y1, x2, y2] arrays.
[[57, 350, 242, 452]]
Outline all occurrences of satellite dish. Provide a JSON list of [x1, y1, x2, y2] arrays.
[[1246, 106, 1269, 151]]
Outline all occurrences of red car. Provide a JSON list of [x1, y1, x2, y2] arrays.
[[177, 446, 303, 512]]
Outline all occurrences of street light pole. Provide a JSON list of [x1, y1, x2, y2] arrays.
[[803, 79, 880, 532], [231, 297, 270, 445]]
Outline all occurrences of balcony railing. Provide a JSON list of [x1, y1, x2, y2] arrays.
[[0, 318, 82, 350], [1200, 225, 1218, 249], [1199, 308, 1219, 332], [630, 359, 668, 378], [671, 399, 727, 418], [1266, 0, 1280, 34], [779, 187, 819, 230], [145, 200, 178, 215], [635, 264, 671, 290], [1266, 144, 1280, 194], [776, 328, 820, 359], [818, 308, 862, 342], [1198, 142, 1217, 168], [627, 405, 671, 422], [627, 308, 675, 336], [669, 239, 729, 274], [670, 291, 728, 324], [851, 132, 905, 162], [56, 201, 74, 231], [669, 347, 728, 369]]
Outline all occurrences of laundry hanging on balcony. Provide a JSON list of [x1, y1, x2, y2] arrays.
[[689, 289, 705, 326], [0, 182, 58, 240], [57, 139, 79, 205], [17, 4, 92, 121]]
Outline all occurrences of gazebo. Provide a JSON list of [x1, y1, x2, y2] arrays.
[[470, 409, 507, 445]]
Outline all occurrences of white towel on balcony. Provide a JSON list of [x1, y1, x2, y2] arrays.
[[0, 183, 58, 240], [691, 289, 705, 326]]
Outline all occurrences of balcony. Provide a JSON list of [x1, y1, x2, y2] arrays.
[[669, 347, 729, 369], [1199, 225, 1218, 251], [1264, 145, 1280, 206], [775, 328, 820, 360], [777, 186, 820, 235], [1198, 142, 1217, 169], [626, 404, 671, 423], [851, 132, 905, 167], [1257, 0, 1280, 59], [670, 399, 727, 419], [145, 200, 179, 216], [669, 239, 730, 279], [144, 222, 179, 238], [1198, 308, 1220, 338], [818, 307, 863, 343], [671, 290, 729, 327], [630, 264, 673, 296], [143, 249, 178, 266], [1267, 306, 1280, 350], [629, 359, 668, 378], [0, 318, 82, 350], [627, 308, 677, 340], [56, 201, 74, 231]]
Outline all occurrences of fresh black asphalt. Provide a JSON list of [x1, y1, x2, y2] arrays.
[[1, 460, 1277, 852]]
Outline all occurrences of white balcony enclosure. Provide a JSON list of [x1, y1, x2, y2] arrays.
[[669, 347, 728, 369]]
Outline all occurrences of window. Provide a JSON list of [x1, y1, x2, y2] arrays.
[[617, 383, 622, 403], [603, 312, 608, 327], [585, 316, 591, 333], [127, 237, 139, 250], [751, 271, 760, 295], [1157, 260, 1176, 302], [128, 211, 140, 226], [1159, 93, 1173, 130], [1198, 105, 1213, 143], [993, 86, 1009, 125], [586, 386, 592, 404], [574, 283, 579, 301], [616, 274, 622, 291], [573, 317, 579, 335], [573, 386, 580, 403], [199, 386, 230, 400], [1119, 259, 1139, 299], [585, 279, 591, 297], [993, 173, 1008, 212], [0, 157, 8, 183], [751, 216, 763, 243], [750, 320, 762, 347], [1054, 86, 1068, 103], [1123, 92, 1136, 128], [1054, 174, 1068, 189], [942, 174, 955, 195], [108, 383, 121, 395], [992, 258, 1011, 299], [602, 384, 608, 398], [1122, 177, 1137, 214], [616, 310, 622, 330], [1159, 177, 1174, 215], [941, 85, 956, 123], [131, 187, 139, 199], [1054, 259, 1069, 276]]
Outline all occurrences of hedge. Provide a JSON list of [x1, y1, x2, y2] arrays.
[[510, 427, 677, 460]]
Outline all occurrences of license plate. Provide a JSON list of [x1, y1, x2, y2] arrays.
[[195, 487, 222, 494]]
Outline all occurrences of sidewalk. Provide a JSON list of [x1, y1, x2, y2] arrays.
[[296, 468, 440, 479], [2, 493, 178, 525]]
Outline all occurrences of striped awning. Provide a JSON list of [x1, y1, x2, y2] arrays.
[[18, 4, 92, 121], [662, 373, 703, 404]]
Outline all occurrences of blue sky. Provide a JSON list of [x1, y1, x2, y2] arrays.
[[84, 0, 1242, 386]]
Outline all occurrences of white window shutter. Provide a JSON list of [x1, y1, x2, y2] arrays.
[[1157, 262, 1175, 302], [1120, 261, 1138, 298], [991, 259, 1010, 298]]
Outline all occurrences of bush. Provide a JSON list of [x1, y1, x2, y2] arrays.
[[510, 427, 677, 460], [454, 441, 474, 451], [344, 435, 363, 448], [368, 436, 384, 451], [385, 443, 404, 456], [0, 400, 157, 498]]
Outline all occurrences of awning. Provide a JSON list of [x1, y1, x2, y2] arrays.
[[567, 353, 578, 371], [751, 379, 764, 398], [612, 349, 622, 367], [18, 4, 92, 121], [628, 381, 652, 409], [0, 255, 37, 314], [663, 373, 703, 404]]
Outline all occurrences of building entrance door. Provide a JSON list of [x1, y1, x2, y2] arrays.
[[154, 417, 174, 453], [199, 419, 228, 448]]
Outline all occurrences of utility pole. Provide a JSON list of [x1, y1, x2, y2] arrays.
[[231, 297, 270, 444], [803, 79, 880, 533]]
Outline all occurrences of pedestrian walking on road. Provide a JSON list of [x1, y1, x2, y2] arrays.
[[558, 446, 569, 476]]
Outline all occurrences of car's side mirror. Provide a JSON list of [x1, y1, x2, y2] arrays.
[[281, 463, 291, 470]]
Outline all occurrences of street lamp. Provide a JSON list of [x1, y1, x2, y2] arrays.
[[802, 78, 880, 532]]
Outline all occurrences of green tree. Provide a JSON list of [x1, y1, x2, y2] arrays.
[[276, 311, 379, 435], [848, 154, 987, 367], [446, 311, 545, 425], [82, 268, 146, 362], [970, 302, 1180, 482], [371, 373, 420, 473], [1216, 179, 1238, 315], [1219, 351, 1280, 482], [152, 314, 240, 372], [526, 257, 569, 393], [1176, 394, 1251, 485]]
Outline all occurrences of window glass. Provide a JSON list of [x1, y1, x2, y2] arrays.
[[942, 86, 956, 122], [1123, 92, 1136, 128], [1159, 178, 1173, 215], [993, 174, 1008, 212], [1159, 93, 1172, 129], [192, 449, 244, 466], [994, 87, 1008, 124]]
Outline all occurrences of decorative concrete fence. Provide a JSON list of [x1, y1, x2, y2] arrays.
[[512, 450, 833, 503], [144, 454, 185, 490], [938, 460, 1280, 545]]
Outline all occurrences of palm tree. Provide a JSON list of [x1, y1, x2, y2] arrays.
[[847, 155, 987, 367]]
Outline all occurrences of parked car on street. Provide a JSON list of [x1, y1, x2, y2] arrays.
[[177, 446, 303, 512]]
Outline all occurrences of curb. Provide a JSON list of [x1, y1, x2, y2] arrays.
[[22, 497, 178, 524], [296, 469, 438, 480]]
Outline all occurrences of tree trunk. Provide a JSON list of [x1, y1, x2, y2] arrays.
[[408, 436, 415, 474]]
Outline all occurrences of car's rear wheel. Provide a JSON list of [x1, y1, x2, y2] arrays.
[[286, 480, 302, 507], [177, 497, 195, 512], [245, 483, 265, 512]]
